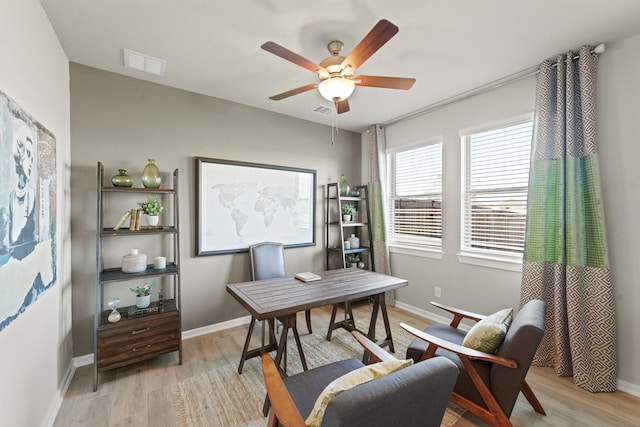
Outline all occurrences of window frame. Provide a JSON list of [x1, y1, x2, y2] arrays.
[[386, 137, 443, 254], [458, 114, 533, 270]]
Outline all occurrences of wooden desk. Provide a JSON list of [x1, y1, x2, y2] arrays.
[[226, 268, 408, 374]]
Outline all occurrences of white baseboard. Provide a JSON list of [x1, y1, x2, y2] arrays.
[[617, 378, 640, 398], [42, 359, 76, 427], [181, 315, 251, 340], [394, 300, 471, 331]]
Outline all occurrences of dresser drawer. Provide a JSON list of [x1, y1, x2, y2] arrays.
[[97, 310, 180, 370]]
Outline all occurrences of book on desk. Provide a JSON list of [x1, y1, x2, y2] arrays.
[[295, 272, 321, 282]]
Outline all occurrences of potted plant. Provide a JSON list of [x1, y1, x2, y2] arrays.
[[139, 197, 165, 226], [347, 254, 360, 268], [130, 281, 155, 308], [341, 203, 356, 222]]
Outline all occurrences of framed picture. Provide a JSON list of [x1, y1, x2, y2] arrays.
[[195, 157, 316, 256], [0, 89, 57, 332]]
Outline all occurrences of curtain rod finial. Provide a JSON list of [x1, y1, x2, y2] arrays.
[[594, 43, 605, 54]]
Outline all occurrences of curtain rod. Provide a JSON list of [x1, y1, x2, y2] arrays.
[[383, 43, 605, 127]]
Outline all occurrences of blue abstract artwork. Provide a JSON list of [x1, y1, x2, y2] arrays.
[[0, 90, 57, 332]]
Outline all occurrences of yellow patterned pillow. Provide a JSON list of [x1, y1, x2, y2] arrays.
[[462, 308, 513, 353], [305, 359, 413, 427]]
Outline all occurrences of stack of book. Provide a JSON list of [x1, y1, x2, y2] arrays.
[[112, 208, 144, 231], [127, 301, 160, 318]]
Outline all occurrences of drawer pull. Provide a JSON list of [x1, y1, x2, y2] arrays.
[[131, 327, 151, 335], [132, 345, 151, 352]]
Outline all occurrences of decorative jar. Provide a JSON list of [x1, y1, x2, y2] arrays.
[[339, 174, 350, 197], [153, 256, 166, 269], [122, 249, 147, 273], [111, 169, 133, 187], [347, 234, 360, 249], [142, 159, 162, 188]]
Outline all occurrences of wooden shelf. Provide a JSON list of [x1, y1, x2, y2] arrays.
[[100, 226, 177, 237], [325, 183, 374, 270], [94, 162, 182, 391], [101, 186, 176, 194], [99, 263, 178, 283]]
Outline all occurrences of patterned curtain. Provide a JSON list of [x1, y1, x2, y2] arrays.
[[367, 125, 393, 304], [520, 46, 617, 392]]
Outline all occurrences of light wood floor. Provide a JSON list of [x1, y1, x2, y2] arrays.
[[54, 304, 640, 426]]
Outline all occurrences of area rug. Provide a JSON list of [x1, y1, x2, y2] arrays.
[[172, 319, 465, 426]]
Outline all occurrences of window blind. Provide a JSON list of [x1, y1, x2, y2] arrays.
[[462, 120, 532, 256], [388, 142, 442, 248]]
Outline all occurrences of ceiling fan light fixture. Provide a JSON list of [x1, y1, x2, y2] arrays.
[[318, 77, 355, 102]]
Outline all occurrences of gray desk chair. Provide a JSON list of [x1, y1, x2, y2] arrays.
[[250, 242, 312, 339], [402, 299, 547, 427], [261, 330, 459, 427]]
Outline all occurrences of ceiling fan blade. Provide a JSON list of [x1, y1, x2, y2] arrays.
[[335, 99, 350, 114], [261, 41, 328, 76], [341, 19, 399, 72], [354, 75, 416, 90], [269, 83, 317, 100]]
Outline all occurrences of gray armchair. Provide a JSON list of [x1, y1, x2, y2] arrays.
[[402, 299, 547, 427], [261, 330, 459, 427]]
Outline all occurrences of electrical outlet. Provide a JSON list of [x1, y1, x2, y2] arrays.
[[435, 286, 442, 298]]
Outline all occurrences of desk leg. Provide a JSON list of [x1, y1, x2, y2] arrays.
[[327, 301, 356, 341], [380, 296, 395, 353], [366, 295, 380, 340], [238, 316, 279, 374], [273, 316, 289, 373], [238, 316, 256, 374], [273, 314, 308, 375], [292, 319, 308, 371], [365, 293, 395, 352], [326, 304, 339, 340]]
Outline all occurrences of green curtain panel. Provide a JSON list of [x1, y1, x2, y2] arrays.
[[521, 46, 617, 392], [367, 125, 393, 304]]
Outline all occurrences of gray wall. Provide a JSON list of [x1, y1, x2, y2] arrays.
[[385, 77, 534, 317], [0, 0, 72, 425], [69, 63, 361, 356], [383, 33, 640, 392]]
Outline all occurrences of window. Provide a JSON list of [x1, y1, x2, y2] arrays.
[[461, 118, 532, 261], [387, 139, 442, 250]]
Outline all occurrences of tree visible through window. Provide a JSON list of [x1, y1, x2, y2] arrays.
[[387, 140, 442, 249], [461, 118, 533, 258]]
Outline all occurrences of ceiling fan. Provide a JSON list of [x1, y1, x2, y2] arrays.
[[261, 19, 416, 114]]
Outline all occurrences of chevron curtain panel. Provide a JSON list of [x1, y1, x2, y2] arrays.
[[520, 46, 617, 392]]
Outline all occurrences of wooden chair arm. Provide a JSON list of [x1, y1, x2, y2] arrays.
[[400, 323, 517, 369], [351, 330, 397, 364], [429, 301, 485, 327], [261, 353, 306, 427]]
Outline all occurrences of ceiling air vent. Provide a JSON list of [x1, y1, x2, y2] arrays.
[[311, 105, 333, 115], [123, 49, 166, 76]]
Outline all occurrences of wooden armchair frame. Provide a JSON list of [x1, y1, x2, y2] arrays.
[[401, 301, 546, 427], [261, 330, 396, 427]]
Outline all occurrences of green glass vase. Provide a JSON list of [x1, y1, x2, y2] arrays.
[[111, 169, 133, 187], [142, 159, 162, 188], [339, 174, 350, 197]]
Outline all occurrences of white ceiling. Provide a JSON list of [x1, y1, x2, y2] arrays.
[[39, 0, 640, 133]]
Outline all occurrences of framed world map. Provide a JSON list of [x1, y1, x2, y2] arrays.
[[195, 157, 316, 256]]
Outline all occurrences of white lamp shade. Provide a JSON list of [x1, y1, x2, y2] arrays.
[[318, 77, 355, 102]]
